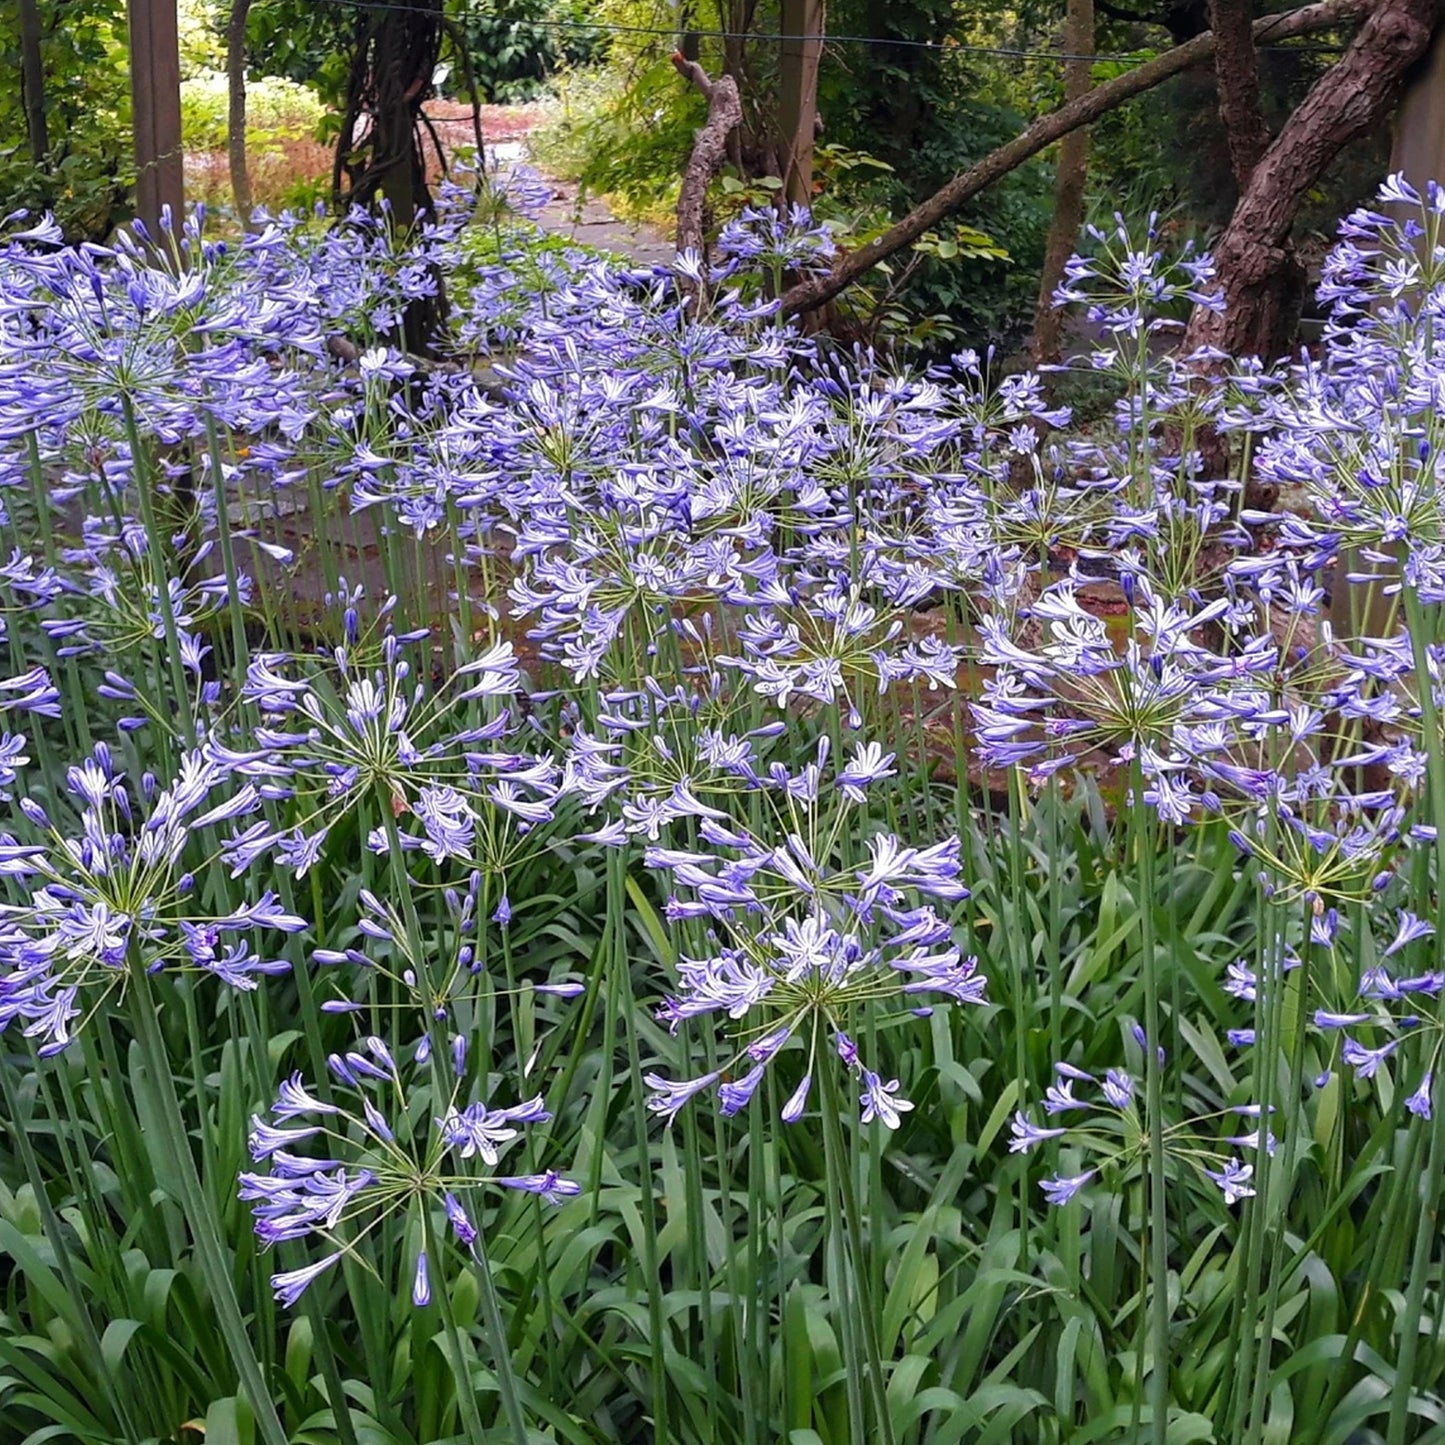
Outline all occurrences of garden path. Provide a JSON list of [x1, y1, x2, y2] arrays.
[[425, 101, 673, 269]]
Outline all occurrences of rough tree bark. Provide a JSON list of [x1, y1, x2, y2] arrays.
[[719, 0, 760, 174], [1032, 0, 1095, 365], [672, 52, 743, 258], [18, 0, 47, 165], [1183, 0, 1442, 360], [227, 0, 253, 221], [333, 0, 445, 352], [778, 0, 1366, 321], [777, 0, 824, 207], [1209, 0, 1272, 185]]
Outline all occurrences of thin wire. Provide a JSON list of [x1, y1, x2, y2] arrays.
[[301, 0, 1347, 61]]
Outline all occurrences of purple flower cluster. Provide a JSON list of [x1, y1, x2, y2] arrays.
[[1010, 1057, 1272, 1210], [241, 1032, 577, 1307], [0, 167, 1443, 1328], [0, 739, 302, 1054], [641, 737, 982, 1125]]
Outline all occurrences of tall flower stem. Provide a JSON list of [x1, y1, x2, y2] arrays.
[[1131, 762, 1169, 1445], [1385, 589, 1445, 1445], [1006, 770, 1036, 1269], [203, 416, 253, 697], [818, 1057, 868, 1445], [606, 846, 671, 1443], [120, 399, 194, 746], [1228, 864, 1281, 1443], [376, 801, 526, 1445], [417, 1204, 492, 1445], [1243, 908, 1312, 1445], [123, 963, 289, 1445], [819, 1059, 896, 1445], [464, 1230, 531, 1445]]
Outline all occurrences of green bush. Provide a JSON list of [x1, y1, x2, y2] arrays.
[[444, 0, 606, 103], [531, 58, 702, 225], [180, 70, 327, 154], [0, 0, 131, 241]]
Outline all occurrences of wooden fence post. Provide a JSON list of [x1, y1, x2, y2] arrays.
[[128, 0, 186, 235]]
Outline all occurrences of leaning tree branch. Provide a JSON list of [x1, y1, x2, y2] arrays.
[[672, 51, 742, 257], [777, 0, 1368, 319]]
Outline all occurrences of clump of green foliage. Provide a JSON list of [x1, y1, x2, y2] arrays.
[[531, 57, 705, 227], [0, 0, 131, 241], [246, 0, 605, 109], [446, 0, 606, 102], [180, 71, 327, 153]]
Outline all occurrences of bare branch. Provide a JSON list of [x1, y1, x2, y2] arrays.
[[672, 51, 742, 259], [672, 50, 719, 100]]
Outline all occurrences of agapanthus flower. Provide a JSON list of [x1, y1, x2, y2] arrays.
[[1014, 1056, 1268, 1211], [228, 603, 562, 875], [0, 739, 297, 1053], [1040, 1170, 1095, 1205], [241, 1036, 574, 1306], [642, 752, 981, 1126]]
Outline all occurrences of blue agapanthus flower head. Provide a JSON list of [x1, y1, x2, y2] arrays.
[[242, 1036, 577, 1307]]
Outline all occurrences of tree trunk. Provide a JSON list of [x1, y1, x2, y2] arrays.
[[718, 0, 756, 173], [227, 0, 253, 221], [1209, 0, 1271, 186], [778, 0, 1366, 321], [333, 0, 444, 351], [1032, 0, 1095, 366], [128, 0, 186, 237], [370, 3, 432, 229], [336, 0, 442, 226], [1184, 0, 1442, 361], [1385, 18, 1445, 193], [777, 0, 824, 208], [18, 0, 47, 164]]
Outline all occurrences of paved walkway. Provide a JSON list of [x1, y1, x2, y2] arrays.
[[531, 175, 674, 268], [425, 101, 673, 269]]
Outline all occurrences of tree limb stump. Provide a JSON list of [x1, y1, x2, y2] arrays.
[[673, 52, 742, 260]]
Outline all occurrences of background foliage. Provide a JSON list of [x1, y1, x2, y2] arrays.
[[0, 0, 131, 241]]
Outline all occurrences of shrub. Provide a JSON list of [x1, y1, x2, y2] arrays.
[[180, 70, 327, 154]]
